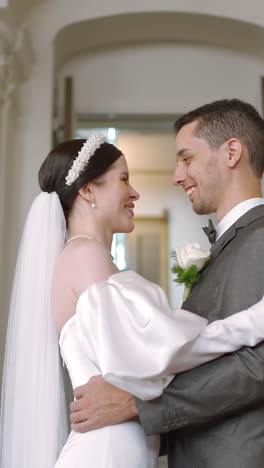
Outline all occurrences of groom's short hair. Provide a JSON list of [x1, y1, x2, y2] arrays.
[[174, 99, 264, 177]]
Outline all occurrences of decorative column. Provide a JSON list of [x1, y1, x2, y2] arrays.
[[0, 53, 18, 273], [0, 53, 17, 391], [0, 26, 34, 386], [0, 26, 34, 279]]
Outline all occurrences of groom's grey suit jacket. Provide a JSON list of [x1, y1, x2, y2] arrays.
[[136, 205, 264, 468]]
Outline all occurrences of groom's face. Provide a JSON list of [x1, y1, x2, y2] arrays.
[[173, 120, 225, 215]]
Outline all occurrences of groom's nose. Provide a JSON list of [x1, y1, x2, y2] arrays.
[[172, 162, 186, 186]]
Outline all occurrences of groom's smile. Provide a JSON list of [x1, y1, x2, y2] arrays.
[[186, 185, 197, 199], [173, 120, 225, 216]]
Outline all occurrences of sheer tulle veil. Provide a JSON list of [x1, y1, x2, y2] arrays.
[[0, 192, 68, 467]]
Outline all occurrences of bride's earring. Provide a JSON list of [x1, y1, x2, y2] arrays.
[[90, 196, 96, 208]]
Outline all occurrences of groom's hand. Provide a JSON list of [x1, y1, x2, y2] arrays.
[[70, 375, 139, 432]]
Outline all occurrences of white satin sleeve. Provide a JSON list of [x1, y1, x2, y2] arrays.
[[177, 296, 264, 370], [75, 271, 207, 400], [74, 271, 264, 400]]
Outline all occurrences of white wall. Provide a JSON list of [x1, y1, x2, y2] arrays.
[[57, 43, 264, 116]]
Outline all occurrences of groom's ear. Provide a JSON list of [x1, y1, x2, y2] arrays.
[[225, 138, 242, 169]]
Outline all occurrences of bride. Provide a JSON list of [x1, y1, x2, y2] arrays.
[[1, 135, 264, 468]]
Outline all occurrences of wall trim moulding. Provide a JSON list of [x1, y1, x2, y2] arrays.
[[13, 26, 34, 82], [0, 26, 34, 102]]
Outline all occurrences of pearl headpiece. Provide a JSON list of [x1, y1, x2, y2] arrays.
[[65, 134, 107, 186]]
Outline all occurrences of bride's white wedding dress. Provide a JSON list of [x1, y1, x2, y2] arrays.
[[55, 271, 264, 468]]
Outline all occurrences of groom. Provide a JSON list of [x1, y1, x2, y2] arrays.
[[70, 99, 264, 467]]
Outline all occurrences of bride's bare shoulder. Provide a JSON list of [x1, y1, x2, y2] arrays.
[[52, 238, 119, 332], [55, 237, 118, 297]]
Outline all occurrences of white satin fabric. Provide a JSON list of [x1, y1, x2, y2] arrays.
[[56, 271, 264, 468]]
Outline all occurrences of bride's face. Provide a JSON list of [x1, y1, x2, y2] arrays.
[[92, 155, 140, 234]]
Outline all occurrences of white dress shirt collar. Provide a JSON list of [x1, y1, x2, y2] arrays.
[[216, 198, 264, 241]]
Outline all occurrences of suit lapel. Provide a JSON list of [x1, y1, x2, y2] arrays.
[[183, 204, 264, 307], [210, 204, 264, 261], [210, 225, 236, 260]]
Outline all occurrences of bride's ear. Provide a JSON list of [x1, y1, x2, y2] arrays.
[[78, 184, 93, 202]]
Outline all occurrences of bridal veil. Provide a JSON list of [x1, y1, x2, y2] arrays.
[[0, 192, 68, 468]]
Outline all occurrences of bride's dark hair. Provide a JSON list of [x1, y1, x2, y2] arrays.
[[38, 138, 122, 220]]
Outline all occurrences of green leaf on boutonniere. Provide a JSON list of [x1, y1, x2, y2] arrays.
[[171, 264, 200, 288], [171, 245, 211, 301]]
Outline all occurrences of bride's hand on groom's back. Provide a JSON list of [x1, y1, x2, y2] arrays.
[[70, 375, 139, 432]]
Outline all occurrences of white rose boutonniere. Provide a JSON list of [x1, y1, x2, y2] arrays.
[[171, 242, 210, 301]]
